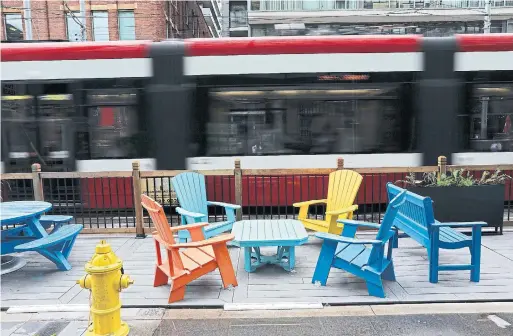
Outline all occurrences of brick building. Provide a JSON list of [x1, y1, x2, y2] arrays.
[[0, 0, 218, 42]]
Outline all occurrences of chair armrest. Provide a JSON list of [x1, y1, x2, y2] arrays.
[[292, 199, 327, 207], [207, 201, 241, 210], [336, 219, 381, 230], [315, 232, 382, 245], [326, 205, 358, 216], [169, 233, 235, 249], [431, 221, 487, 228], [169, 222, 209, 233], [176, 207, 205, 219]]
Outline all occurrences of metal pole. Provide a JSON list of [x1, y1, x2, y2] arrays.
[[23, 0, 32, 40], [481, 0, 492, 140], [79, 0, 86, 41], [484, 0, 491, 34]]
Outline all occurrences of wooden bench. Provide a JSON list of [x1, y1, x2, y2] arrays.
[[14, 224, 83, 271], [387, 183, 486, 283], [39, 215, 73, 233]]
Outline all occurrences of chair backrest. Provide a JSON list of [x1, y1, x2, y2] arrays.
[[386, 183, 435, 248], [368, 188, 407, 263], [141, 194, 175, 244], [171, 172, 208, 224], [326, 170, 363, 213]]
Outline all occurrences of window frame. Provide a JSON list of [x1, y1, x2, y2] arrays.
[[92, 11, 110, 41], [117, 10, 136, 41], [4, 13, 24, 41], [65, 11, 84, 42]]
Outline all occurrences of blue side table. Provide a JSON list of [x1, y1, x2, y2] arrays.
[[231, 219, 309, 272]]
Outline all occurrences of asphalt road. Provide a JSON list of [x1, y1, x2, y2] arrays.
[[152, 313, 513, 336]]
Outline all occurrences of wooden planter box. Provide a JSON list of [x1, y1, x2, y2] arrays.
[[408, 184, 505, 234]]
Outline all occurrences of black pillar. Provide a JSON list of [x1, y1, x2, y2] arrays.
[[148, 41, 190, 170], [418, 37, 460, 165]]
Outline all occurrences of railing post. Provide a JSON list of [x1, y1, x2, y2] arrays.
[[337, 157, 344, 170], [438, 155, 447, 181], [132, 161, 146, 238], [31, 163, 44, 201], [234, 159, 243, 221]]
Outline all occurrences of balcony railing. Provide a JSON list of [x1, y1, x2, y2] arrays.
[[251, 0, 513, 11]]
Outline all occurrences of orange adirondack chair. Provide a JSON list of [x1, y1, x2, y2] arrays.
[[141, 195, 238, 303], [293, 170, 363, 235]]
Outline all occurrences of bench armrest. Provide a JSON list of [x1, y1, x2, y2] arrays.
[[337, 219, 381, 230], [431, 221, 487, 228], [169, 233, 234, 249], [176, 207, 205, 219], [292, 199, 327, 207], [325, 205, 358, 216], [207, 201, 241, 210], [315, 232, 382, 245]]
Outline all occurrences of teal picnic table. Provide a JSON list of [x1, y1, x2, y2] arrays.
[[231, 219, 309, 272], [0, 201, 83, 272]]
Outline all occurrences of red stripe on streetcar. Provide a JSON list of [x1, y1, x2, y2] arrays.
[[185, 35, 422, 56], [457, 34, 513, 52], [1, 41, 150, 62]]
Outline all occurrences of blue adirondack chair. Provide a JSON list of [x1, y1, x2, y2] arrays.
[[171, 172, 241, 243], [312, 190, 407, 298]]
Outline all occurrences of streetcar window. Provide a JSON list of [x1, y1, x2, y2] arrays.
[[37, 94, 75, 158], [461, 82, 513, 152], [205, 85, 405, 156], [86, 89, 141, 159], [1, 95, 37, 159]]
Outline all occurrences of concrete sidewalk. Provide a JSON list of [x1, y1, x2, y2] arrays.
[[2, 231, 513, 309], [2, 302, 513, 336]]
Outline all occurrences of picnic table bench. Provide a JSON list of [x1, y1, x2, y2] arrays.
[[0, 201, 82, 271], [40, 215, 74, 233], [387, 184, 485, 283]]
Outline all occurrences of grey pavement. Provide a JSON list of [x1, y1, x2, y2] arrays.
[[2, 304, 513, 336], [155, 313, 513, 336], [2, 231, 513, 309]]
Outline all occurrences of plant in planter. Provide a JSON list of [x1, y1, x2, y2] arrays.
[[396, 169, 511, 234]]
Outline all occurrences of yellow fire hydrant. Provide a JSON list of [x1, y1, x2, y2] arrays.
[[77, 240, 134, 336]]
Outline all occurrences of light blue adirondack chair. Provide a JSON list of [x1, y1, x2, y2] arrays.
[[171, 172, 241, 243], [312, 190, 407, 298]]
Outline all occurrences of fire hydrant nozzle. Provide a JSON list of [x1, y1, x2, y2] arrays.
[[78, 240, 133, 336]]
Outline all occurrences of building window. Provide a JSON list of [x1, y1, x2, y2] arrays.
[[66, 12, 84, 41], [92, 11, 109, 41], [229, 3, 247, 28], [4, 14, 24, 41], [118, 10, 136, 40]]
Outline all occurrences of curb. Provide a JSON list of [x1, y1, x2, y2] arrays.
[[4, 298, 513, 314], [224, 303, 323, 311]]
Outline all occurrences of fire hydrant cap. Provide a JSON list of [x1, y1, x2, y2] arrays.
[[95, 239, 112, 254], [85, 240, 123, 273]]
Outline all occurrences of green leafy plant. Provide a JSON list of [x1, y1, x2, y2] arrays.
[[396, 169, 511, 188]]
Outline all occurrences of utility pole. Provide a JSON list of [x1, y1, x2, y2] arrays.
[[79, 0, 86, 41], [484, 0, 491, 34], [23, 0, 32, 40]]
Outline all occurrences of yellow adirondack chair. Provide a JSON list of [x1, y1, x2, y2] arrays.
[[293, 170, 363, 234]]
